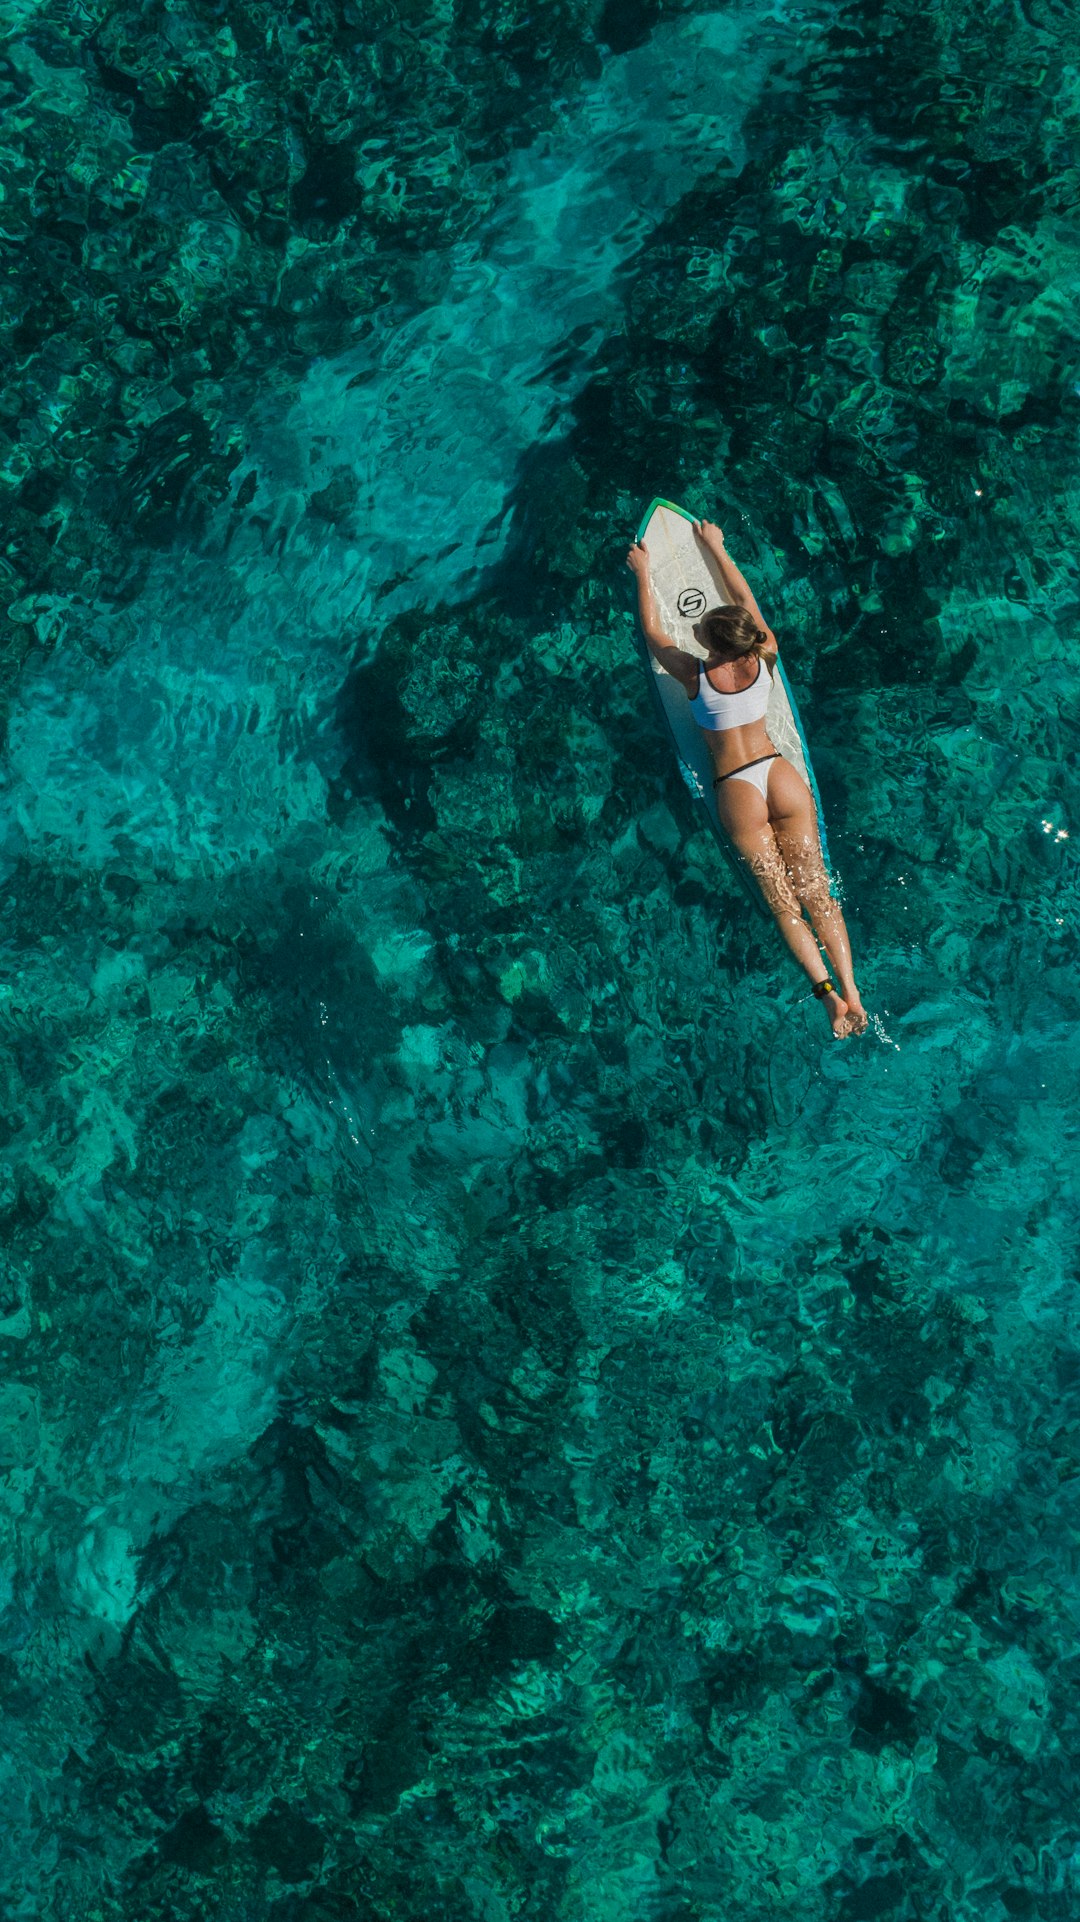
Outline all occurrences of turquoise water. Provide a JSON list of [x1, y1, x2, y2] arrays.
[[3, 0, 1080, 1911]]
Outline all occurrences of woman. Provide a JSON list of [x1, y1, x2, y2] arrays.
[[627, 518, 867, 1039]]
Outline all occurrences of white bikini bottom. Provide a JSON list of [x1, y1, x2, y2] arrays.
[[712, 752, 782, 802]]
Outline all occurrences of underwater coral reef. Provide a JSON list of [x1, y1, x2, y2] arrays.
[[2, 0, 1080, 1913]]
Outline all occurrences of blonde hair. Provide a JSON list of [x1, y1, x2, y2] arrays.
[[698, 605, 765, 661]]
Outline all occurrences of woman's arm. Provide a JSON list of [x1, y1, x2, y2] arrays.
[[694, 519, 778, 652], [626, 542, 697, 688]]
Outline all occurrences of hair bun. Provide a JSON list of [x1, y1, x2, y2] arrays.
[[699, 604, 762, 659]]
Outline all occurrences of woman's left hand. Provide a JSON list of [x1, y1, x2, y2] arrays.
[[626, 539, 650, 577]]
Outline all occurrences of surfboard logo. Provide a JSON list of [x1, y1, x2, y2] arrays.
[[677, 587, 707, 618]]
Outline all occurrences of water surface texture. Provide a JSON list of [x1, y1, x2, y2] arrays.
[[2, 0, 1080, 1914]]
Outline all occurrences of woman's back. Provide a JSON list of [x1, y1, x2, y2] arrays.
[[689, 655, 771, 733]]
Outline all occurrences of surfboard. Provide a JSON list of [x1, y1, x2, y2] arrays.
[[634, 496, 834, 917]]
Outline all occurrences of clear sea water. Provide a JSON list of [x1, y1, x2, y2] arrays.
[[2, 0, 1080, 1914]]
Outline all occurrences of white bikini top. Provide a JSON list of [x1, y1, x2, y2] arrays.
[[689, 656, 772, 733]]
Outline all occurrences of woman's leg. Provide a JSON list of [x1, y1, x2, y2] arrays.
[[765, 761, 867, 1033], [715, 778, 854, 1037]]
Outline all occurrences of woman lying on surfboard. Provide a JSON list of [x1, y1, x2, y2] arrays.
[[627, 519, 867, 1039]]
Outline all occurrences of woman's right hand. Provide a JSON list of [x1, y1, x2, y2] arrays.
[[693, 519, 725, 552], [626, 539, 650, 578]]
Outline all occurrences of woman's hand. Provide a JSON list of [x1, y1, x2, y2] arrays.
[[626, 539, 651, 577], [693, 519, 725, 553]]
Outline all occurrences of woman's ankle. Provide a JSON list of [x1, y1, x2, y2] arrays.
[[824, 960, 857, 1002], [810, 972, 846, 1004]]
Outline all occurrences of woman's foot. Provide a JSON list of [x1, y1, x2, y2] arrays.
[[835, 983, 868, 1035], [812, 970, 868, 1038], [819, 984, 853, 1038], [811, 976, 852, 1036]]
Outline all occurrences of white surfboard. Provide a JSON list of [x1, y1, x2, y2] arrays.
[[635, 496, 834, 914]]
